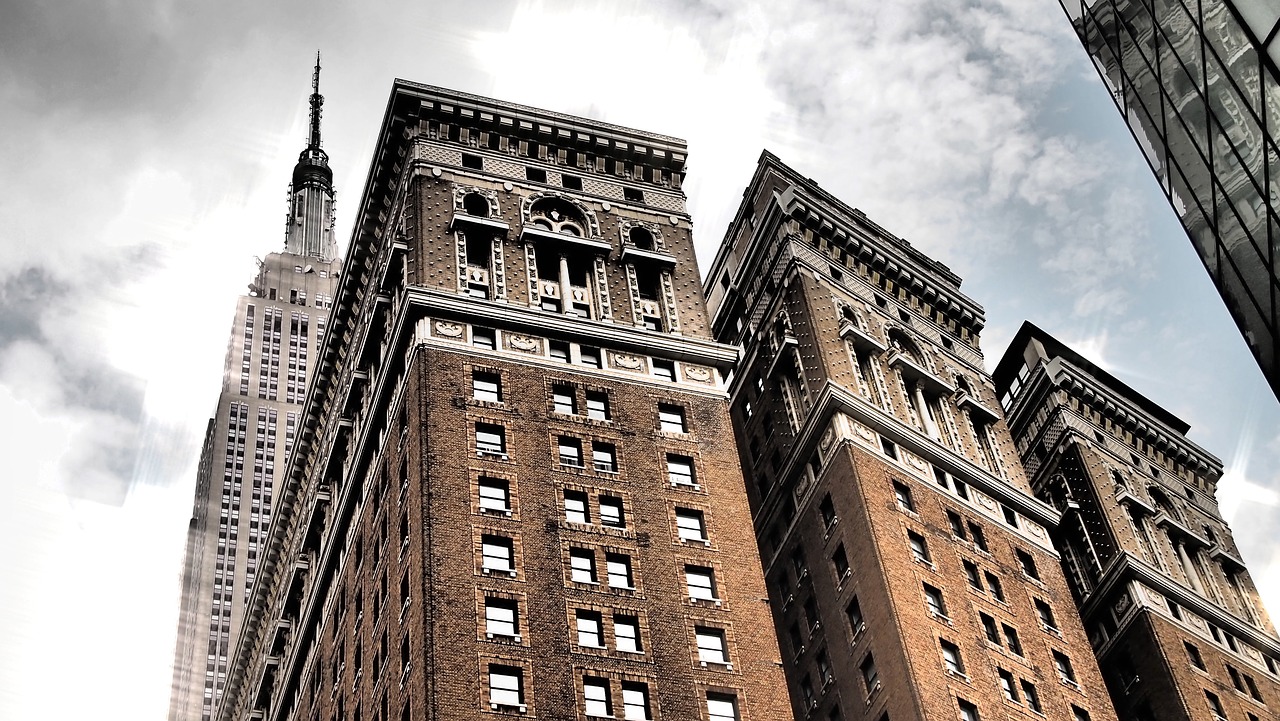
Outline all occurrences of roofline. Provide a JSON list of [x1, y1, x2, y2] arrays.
[[994, 320, 1191, 434]]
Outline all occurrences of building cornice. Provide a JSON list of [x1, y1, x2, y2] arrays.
[[1080, 550, 1280, 657]]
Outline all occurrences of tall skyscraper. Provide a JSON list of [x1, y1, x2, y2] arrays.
[[168, 57, 341, 721], [211, 82, 790, 721], [995, 322, 1280, 721], [1058, 0, 1280, 399], [703, 153, 1118, 721]]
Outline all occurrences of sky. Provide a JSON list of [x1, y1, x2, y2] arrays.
[[1, 0, 1278, 718]]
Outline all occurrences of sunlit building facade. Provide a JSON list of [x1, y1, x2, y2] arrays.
[[704, 153, 1118, 721], [995, 322, 1280, 721], [212, 83, 790, 721], [168, 59, 341, 721], [1060, 0, 1280, 398]]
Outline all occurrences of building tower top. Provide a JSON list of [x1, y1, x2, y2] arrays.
[[283, 52, 337, 261]]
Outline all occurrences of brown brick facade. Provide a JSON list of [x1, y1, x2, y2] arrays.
[[704, 154, 1118, 721]]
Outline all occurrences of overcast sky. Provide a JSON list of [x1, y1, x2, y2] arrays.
[[2, 1, 1278, 719]]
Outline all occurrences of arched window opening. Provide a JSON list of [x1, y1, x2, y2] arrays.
[[887, 329, 922, 363], [463, 193, 491, 218], [529, 197, 587, 237], [629, 226, 654, 250]]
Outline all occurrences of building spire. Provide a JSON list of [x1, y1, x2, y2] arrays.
[[308, 51, 323, 150], [284, 51, 337, 261]]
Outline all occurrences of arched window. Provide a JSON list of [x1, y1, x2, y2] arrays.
[[463, 192, 491, 218], [887, 329, 922, 363], [528, 197, 586, 237], [1149, 487, 1176, 518], [629, 226, 654, 250]]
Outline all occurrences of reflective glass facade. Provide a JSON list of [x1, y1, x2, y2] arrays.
[[1062, 0, 1280, 397]]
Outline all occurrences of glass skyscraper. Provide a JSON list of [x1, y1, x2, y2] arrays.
[[1061, 0, 1280, 398]]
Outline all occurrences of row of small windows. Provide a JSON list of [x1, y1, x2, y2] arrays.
[[468, 329, 681, 380], [476, 477, 704, 546], [484, 663, 741, 720], [477, 370, 690, 434], [458, 156, 652, 202], [474, 420, 696, 486]]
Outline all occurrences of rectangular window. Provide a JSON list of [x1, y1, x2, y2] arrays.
[[1070, 706, 1090, 721], [623, 187, 644, 203], [472, 371, 501, 402], [941, 639, 964, 675], [488, 665, 524, 710], [475, 423, 506, 456], [562, 174, 583, 191], [1206, 691, 1226, 720], [675, 508, 707, 543], [462, 153, 483, 170], [1017, 550, 1039, 580], [620, 682, 651, 721], [1002, 505, 1019, 527], [653, 359, 676, 381], [599, 496, 625, 528], [575, 609, 603, 647], [472, 326, 496, 349], [485, 597, 518, 638], [593, 443, 618, 472], [559, 437, 583, 467], [550, 340, 570, 362], [959, 699, 980, 721], [586, 391, 610, 420], [947, 511, 966, 539], [847, 597, 865, 636], [820, 494, 837, 529], [861, 654, 880, 694], [570, 548, 597, 584], [613, 614, 641, 653], [481, 535, 515, 575], [580, 345, 602, 368], [964, 560, 983, 591], [667, 454, 696, 487], [907, 531, 930, 564], [998, 668, 1019, 703], [478, 477, 510, 514], [980, 613, 1000, 645], [696, 627, 729, 665], [525, 167, 547, 183], [1022, 681, 1042, 713], [968, 522, 988, 551], [685, 565, 717, 601], [1035, 598, 1057, 631], [984, 572, 1004, 602], [880, 436, 898, 460], [606, 553, 634, 589], [1054, 651, 1077, 685], [565, 490, 590, 524], [924, 584, 947, 618], [893, 481, 915, 512], [1002, 624, 1023, 656], [583, 677, 611, 718], [658, 404, 686, 432], [706, 693, 739, 721], [552, 386, 576, 415], [833, 544, 851, 579]]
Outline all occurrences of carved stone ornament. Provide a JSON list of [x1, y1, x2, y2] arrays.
[[1113, 591, 1132, 615], [434, 321, 464, 338], [542, 282, 559, 296], [683, 365, 712, 383], [610, 352, 643, 370], [640, 300, 660, 316], [507, 335, 540, 352], [855, 423, 877, 442], [820, 426, 836, 452]]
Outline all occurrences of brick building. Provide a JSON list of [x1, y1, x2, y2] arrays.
[[994, 322, 1280, 720], [168, 58, 341, 721], [211, 82, 790, 721], [702, 153, 1118, 721]]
